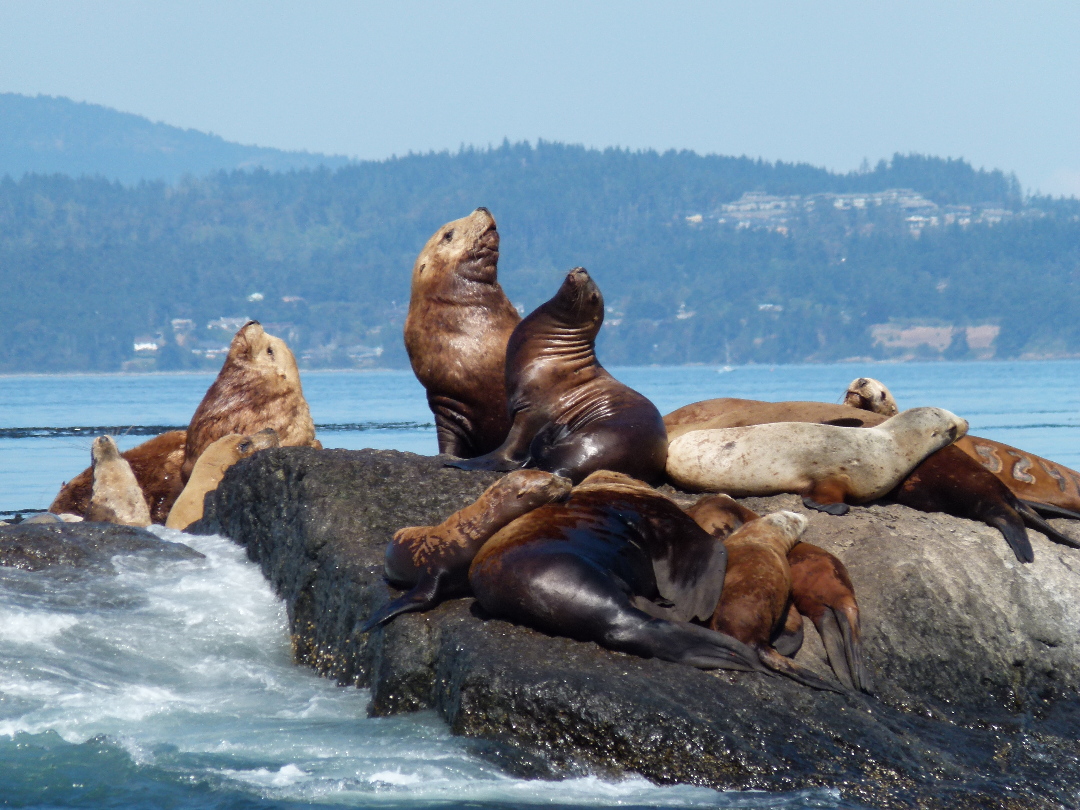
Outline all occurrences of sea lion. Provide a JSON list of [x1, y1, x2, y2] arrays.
[[466, 472, 764, 672], [448, 268, 668, 484], [404, 208, 521, 458], [787, 541, 872, 693], [842, 377, 1080, 521], [708, 512, 842, 692], [361, 469, 572, 631], [166, 429, 280, 530], [50, 430, 187, 524], [666, 407, 968, 514], [183, 321, 320, 481], [88, 436, 152, 526], [684, 493, 760, 540], [664, 397, 1073, 561]]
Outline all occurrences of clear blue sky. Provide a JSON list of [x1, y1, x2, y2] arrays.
[[1, 1, 1077, 195]]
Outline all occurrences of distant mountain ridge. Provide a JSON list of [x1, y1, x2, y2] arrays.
[[0, 93, 352, 183]]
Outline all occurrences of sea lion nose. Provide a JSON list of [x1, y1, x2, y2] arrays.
[[475, 207, 490, 214]]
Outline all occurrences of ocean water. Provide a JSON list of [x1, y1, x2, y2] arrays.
[[1, 361, 1078, 808]]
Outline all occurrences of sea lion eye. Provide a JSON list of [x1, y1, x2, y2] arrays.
[[267, 346, 274, 357], [443, 229, 454, 242], [238, 441, 251, 453]]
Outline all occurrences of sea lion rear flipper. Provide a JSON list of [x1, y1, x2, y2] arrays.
[[816, 606, 874, 694], [360, 574, 446, 633], [638, 620, 768, 673], [759, 647, 846, 694], [1019, 499, 1080, 527], [802, 497, 849, 516], [1013, 502, 1080, 550], [986, 514, 1036, 562], [446, 453, 527, 473], [772, 603, 804, 658]]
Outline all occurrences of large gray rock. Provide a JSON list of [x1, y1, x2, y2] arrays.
[[194, 447, 1080, 809]]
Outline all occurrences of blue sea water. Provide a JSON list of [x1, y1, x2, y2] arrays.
[[1, 361, 1078, 808]]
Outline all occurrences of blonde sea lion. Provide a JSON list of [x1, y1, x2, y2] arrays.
[[404, 208, 521, 458], [166, 429, 280, 530], [666, 407, 968, 514], [709, 512, 842, 692], [361, 469, 572, 631], [466, 472, 764, 672], [448, 268, 668, 484], [88, 436, 152, 527], [183, 321, 319, 481], [50, 430, 187, 524]]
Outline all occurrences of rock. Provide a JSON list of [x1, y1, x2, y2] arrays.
[[0, 522, 204, 572], [196, 447, 1080, 809]]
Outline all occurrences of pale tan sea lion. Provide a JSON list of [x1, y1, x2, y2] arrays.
[[666, 407, 968, 514], [88, 436, 152, 526], [843, 377, 899, 416], [404, 208, 521, 458], [362, 469, 572, 631], [183, 321, 319, 481], [166, 429, 280, 530]]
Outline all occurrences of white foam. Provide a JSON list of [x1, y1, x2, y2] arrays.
[[0, 610, 78, 644]]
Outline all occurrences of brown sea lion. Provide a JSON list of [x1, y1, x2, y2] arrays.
[[665, 398, 1075, 562], [709, 512, 842, 692], [787, 542, 872, 693], [404, 208, 521, 458], [448, 268, 668, 484], [166, 429, 280, 530], [842, 377, 1080, 521], [666, 407, 968, 513], [88, 436, 152, 527], [361, 469, 572, 631], [183, 321, 319, 481], [50, 430, 187, 524], [466, 472, 764, 672]]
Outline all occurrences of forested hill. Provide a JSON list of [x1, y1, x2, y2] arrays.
[[0, 93, 351, 183], [0, 141, 1076, 373]]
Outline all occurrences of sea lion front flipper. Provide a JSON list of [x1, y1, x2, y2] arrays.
[[445, 453, 526, 472], [802, 497, 850, 516], [1014, 502, 1080, 550], [986, 514, 1036, 562], [772, 603, 804, 658], [360, 573, 446, 633], [651, 533, 727, 623], [758, 646, 846, 694]]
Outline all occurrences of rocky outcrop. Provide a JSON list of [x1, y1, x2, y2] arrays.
[[0, 521, 203, 571], [193, 447, 1080, 809]]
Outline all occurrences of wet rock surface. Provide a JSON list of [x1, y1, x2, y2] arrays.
[[194, 447, 1080, 809], [0, 522, 204, 571]]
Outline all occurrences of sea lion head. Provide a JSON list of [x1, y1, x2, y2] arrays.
[[201, 428, 282, 468], [547, 267, 604, 334], [759, 510, 809, 542], [226, 321, 301, 391], [412, 208, 499, 292], [91, 435, 121, 466], [843, 377, 899, 416], [886, 407, 969, 448], [503, 469, 574, 505]]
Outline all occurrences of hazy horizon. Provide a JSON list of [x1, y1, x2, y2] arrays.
[[1, 1, 1077, 196]]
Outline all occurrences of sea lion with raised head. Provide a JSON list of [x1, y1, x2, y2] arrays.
[[183, 321, 319, 480], [405, 208, 521, 457], [166, 429, 280, 530], [666, 407, 968, 514], [361, 469, 572, 631], [51, 430, 188, 524], [708, 511, 843, 692], [448, 268, 668, 484], [88, 436, 152, 527], [466, 471, 764, 672]]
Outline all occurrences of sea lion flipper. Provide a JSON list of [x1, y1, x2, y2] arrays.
[[817, 606, 874, 694], [772, 603, 804, 658], [987, 514, 1036, 562], [1016, 501, 1080, 547], [360, 574, 446, 633], [445, 453, 527, 472], [802, 497, 849, 516], [758, 647, 846, 694], [651, 536, 727, 623]]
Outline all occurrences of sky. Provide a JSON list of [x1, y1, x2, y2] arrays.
[[1, 1, 1078, 196]]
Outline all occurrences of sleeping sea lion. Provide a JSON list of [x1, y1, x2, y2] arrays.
[[665, 397, 1075, 562], [843, 377, 1080, 522], [666, 407, 968, 514], [166, 429, 280, 530], [50, 430, 187, 524], [468, 472, 764, 672], [361, 469, 572, 631], [183, 321, 320, 481], [709, 512, 842, 692], [787, 541, 872, 693], [88, 436, 152, 527], [404, 208, 521, 457], [447, 268, 668, 484]]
